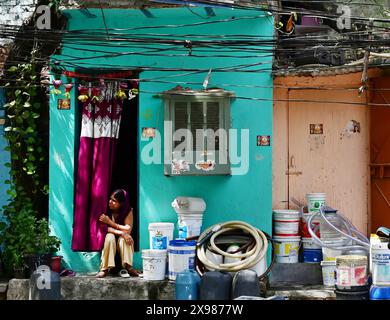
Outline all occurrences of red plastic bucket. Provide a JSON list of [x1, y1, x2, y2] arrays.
[[300, 213, 320, 238]]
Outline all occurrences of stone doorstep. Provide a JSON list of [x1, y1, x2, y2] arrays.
[[266, 285, 336, 300], [6, 277, 337, 300], [7, 276, 175, 300]]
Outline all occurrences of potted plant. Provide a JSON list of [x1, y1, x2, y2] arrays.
[[0, 208, 61, 278], [0, 207, 37, 278], [23, 218, 61, 277], [12, 254, 25, 279]]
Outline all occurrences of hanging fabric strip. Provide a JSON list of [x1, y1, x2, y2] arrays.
[[72, 81, 124, 251]]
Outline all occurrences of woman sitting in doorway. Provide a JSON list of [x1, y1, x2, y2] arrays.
[[96, 189, 141, 278]]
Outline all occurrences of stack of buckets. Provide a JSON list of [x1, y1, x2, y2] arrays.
[[273, 209, 301, 263], [169, 197, 205, 281], [301, 193, 337, 287], [142, 222, 174, 280], [272, 193, 325, 264], [142, 198, 205, 282]]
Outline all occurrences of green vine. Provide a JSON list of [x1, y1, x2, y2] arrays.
[[3, 63, 48, 199], [0, 62, 56, 271]]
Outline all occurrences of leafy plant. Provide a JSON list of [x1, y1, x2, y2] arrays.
[[0, 208, 61, 271], [36, 218, 61, 254], [0, 207, 37, 269]]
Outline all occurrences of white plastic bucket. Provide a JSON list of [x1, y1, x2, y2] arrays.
[[273, 210, 300, 237], [302, 237, 322, 250], [371, 239, 390, 286], [321, 260, 336, 287], [142, 249, 167, 281], [306, 193, 326, 213], [273, 236, 301, 263], [322, 239, 345, 261], [168, 240, 196, 281], [178, 213, 203, 239], [148, 223, 174, 250]]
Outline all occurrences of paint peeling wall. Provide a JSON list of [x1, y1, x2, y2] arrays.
[[49, 7, 274, 272], [273, 71, 378, 234]]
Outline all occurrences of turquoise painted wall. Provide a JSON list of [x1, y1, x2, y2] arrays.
[[50, 7, 274, 272], [0, 88, 10, 221]]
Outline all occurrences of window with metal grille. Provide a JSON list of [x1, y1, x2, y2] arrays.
[[163, 92, 233, 176]]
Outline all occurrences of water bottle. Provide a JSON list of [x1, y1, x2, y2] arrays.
[[175, 269, 201, 300], [319, 208, 347, 241]]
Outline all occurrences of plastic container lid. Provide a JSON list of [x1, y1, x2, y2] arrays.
[[142, 249, 168, 257], [169, 239, 197, 247], [273, 236, 301, 241], [172, 197, 206, 214], [148, 222, 174, 230], [336, 255, 367, 266], [306, 193, 326, 197], [273, 209, 300, 215]]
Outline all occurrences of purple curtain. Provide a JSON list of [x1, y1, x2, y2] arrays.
[[72, 82, 123, 251]]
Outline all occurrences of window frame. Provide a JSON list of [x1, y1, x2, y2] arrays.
[[163, 92, 233, 176]]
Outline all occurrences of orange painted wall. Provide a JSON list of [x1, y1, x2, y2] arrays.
[[370, 75, 390, 232]]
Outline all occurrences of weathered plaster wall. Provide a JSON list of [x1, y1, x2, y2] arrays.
[[273, 70, 381, 234], [0, 0, 37, 46]]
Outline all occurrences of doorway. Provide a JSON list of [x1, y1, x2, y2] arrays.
[[273, 88, 370, 233], [110, 82, 139, 251], [74, 73, 140, 251], [370, 77, 390, 233]]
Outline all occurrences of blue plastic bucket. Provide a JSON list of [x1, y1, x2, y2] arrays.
[[168, 240, 197, 281], [303, 248, 323, 263]]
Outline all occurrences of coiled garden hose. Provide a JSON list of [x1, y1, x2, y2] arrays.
[[195, 221, 274, 279]]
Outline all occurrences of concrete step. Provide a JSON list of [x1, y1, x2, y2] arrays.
[[0, 281, 8, 300], [266, 285, 336, 300], [7, 275, 175, 300], [269, 263, 323, 286]]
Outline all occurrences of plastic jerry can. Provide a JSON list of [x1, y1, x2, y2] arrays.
[[231, 269, 261, 299], [199, 271, 232, 300], [175, 269, 201, 300], [29, 266, 62, 300]]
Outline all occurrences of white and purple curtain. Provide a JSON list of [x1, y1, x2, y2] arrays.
[[72, 82, 123, 251]]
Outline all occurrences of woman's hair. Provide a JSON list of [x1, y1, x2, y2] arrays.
[[109, 189, 131, 225]]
